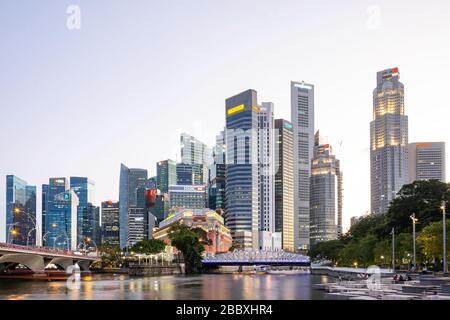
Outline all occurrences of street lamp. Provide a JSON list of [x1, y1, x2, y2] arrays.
[[410, 213, 418, 271], [391, 227, 396, 273], [441, 201, 448, 274], [13, 207, 39, 246], [7, 223, 20, 243]]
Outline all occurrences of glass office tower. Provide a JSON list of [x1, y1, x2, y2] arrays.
[[43, 178, 69, 247], [70, 177, 96, 246], [5, 175, 37, 245], [119, 164, 148, 249], [225, 89, 259, 250]]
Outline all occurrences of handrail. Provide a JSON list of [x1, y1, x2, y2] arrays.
[[0, 242, 98, 258]]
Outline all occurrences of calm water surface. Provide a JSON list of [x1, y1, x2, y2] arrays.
[[0, 274, 335, 300]]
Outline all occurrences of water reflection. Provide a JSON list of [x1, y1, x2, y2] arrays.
[[0, 274, 332, 300]]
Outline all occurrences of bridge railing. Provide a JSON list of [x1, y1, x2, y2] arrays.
[[0, 242, 97, 258]]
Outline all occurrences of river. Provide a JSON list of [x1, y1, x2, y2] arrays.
[[0, 274, 336, 300]]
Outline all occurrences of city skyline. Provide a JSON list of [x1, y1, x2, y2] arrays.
[[2, 1, 450, 242]]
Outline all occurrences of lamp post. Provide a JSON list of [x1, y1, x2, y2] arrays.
[[442, 201, 448, 274], [391, 227, 395, 273], [13, 207, 39, 246], [410, 213, 418, 271], [7, 223, 20, 243]]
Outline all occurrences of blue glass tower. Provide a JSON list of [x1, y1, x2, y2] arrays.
[[46, 187, 79, 250], [225, 89, 259, 250], [5, 175, 37, 246], [176, 163, 194, 185], [70, 177, 96, 246]]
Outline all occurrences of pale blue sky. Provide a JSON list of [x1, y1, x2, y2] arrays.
[[1, 0, 450, 241]]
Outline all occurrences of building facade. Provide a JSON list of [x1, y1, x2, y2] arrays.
[[168, 185, 208, 209], [408, 142, 446, 183], [208, 131, 226, 211], [46, 189, 79, 250], [43, 178, 69, 247], [180, 133, 211, 185], [176, 163, 194, 185], [225, 89, 259, 250], [157, 159, 177, 194], [101, 201, 120, 246], [70, 177, 96, 246], [153, 208, 232, 253], [119, 164, 148, 248], [257, 102, 276, 249], [274, 119, 295, 252], [310, 131, 343, 246], [5, 175, 37, 246], [291, 81, 315, 251], [127, 207, 148, 246], [370, 68, 409, 214]]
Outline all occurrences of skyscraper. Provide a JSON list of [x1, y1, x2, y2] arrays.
[[274, 119, 295, 252], [208, 131, 226, 211], [156, 160, 177, 194], [119, 164, 148, 249], [180, 133, 211, 185], [46, 188, 79, 250], [257, 102, 276, 249], [168, 185, 208, 209], [41, 184, 49, 241], [225, 89, 259, 250], [291, 81, 315, 251], [408, 142, 446, 183], [82, 203, 101, 248], [43, 178, 69, 247], [101, 200, 120, 246], [176, 163, 194, 185], [370, 68, 408, 214], [310, 131, 343, 245], [5, 175, 37, 246], [70, 177, 96, 246]]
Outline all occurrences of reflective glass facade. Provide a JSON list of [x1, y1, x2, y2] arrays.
[[5, 175, 37, 245]]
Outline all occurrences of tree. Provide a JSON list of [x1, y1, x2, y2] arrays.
[[168, 224, 205, 274], [417, 220, 450, 262], [130, 239, 166, 255], [309, 240, 344, 263], [97, 242, 122, 268]]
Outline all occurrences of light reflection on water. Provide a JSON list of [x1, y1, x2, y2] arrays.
[[0, 274, 333, 300]]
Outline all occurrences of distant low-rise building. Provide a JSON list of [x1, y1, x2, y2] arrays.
[[153, 208, 232, 253]]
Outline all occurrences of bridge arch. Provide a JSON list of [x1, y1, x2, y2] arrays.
[[0, 253, 45, 271]]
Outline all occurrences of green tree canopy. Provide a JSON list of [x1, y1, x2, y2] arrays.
[[168, 224, 205, 274], [417, 220, 450, 260], [130, 239, 166, 255]]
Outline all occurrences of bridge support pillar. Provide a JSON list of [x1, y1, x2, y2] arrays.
[[0, 254, 45, 271]]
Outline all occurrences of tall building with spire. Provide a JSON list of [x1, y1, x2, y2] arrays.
[[310, 131, 343, 245], [291, 81, 314, 251], [370, 68, 409, 214]]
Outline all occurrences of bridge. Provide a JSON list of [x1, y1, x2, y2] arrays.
[[202, 250, 311, 267], [0, 242, 100, 272]]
